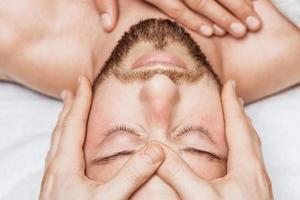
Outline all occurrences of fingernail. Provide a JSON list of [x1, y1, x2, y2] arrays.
[[238, 97, 244, 106], [213, 24, 226, 35], [100, 13, 112, 30], [142, 144, 163, 164], [199, 25, 214, 37], [231, 80, 236, 90], [230, 22, 246, 36], [60, 90, 67, 100], [246, 16, 260, 30]]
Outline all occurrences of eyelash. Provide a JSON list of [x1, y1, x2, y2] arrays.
[[177, 125, 196, 136], [110, 125, 199, 137], [110, 124, 140, 136], [183, 147, 221, 161]]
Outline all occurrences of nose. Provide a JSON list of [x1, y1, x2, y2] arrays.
[[139, 74, 179, 130]]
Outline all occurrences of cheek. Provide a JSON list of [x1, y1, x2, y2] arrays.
[[204, 108, 225, 143], [181, 153, 227, 180], [85, 158, 129, 182]]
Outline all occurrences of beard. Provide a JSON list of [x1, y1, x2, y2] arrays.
[[93, 18, 220, 91]]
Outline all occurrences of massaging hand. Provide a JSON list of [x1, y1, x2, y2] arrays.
[[96, 0, 261, 37], [39, 76, 165, 199], [155, 80, 274, 200]]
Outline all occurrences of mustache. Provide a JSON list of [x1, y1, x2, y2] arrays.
[[112, 68, 204, 85], [93, 18, 220, 92]]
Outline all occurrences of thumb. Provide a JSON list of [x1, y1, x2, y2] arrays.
[[157, 144, 213, 199], [96, 0, 119, 32], [97, 143, 164, 199]]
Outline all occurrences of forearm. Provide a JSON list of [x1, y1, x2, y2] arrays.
[[218, 0, 300, 103]]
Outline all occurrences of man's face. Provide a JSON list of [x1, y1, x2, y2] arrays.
[[84, 19, 228, 199]]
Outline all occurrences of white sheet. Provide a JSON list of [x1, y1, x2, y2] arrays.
[[272, 0, 300, 28], [0, 82, 300, 200]]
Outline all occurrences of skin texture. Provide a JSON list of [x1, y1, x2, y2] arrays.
[[40, 77, 167, 200], [84, 61, 227, 198], [40, 77, 273, 199], [0, 0, 299, 101]]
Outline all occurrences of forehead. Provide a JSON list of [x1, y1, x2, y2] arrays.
[[85, 74, 227, 182]]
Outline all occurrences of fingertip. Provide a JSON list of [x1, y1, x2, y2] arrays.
[[97, 0, 118, 32], [246, 16, 261, 31], [76, 76, 91, 94], [230, 22, 247, 38], [199, 25, 214, 37], [100, 12, 113, 31], [221, 80, 237, 106], [141, 143, 165, 164]]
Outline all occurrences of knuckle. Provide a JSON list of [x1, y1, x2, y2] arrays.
[[47, 157, 67, 175], [234, 3, 252, 18], [63, 112, 87, 127], [164, 158, 184, 178], [47, 163, 60, 175], [189, 0, 208, 11], [254, 168, 273, 198], [168, 3, 184, 18], [123, 165, 146, 184], [257, 168, 271, 187], [219, 14, 235, 27], [244, 159, 263, 178]]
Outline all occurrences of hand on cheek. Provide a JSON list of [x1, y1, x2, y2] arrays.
[[154, 80, 273, 200]]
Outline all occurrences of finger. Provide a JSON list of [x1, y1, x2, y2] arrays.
[[217, 0, 261, 31], [221, 80, 264, 174], [56, 76, 92, 170], [97, 143, 165, 199], [96, 0, 119, 32], [145, 0, 214, 37], [185, 0, 247, 38], [213, 24, 226, 36], [157, 144, 215, 199], [45, 90, 74, 169]]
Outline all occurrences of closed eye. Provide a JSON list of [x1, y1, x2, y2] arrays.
[[176, 125, 210, 137], [182, 147, 224, 161], [91, 150, 136, 165]]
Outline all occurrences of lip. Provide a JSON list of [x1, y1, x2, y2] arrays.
[[132, 51, 187, 70]]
